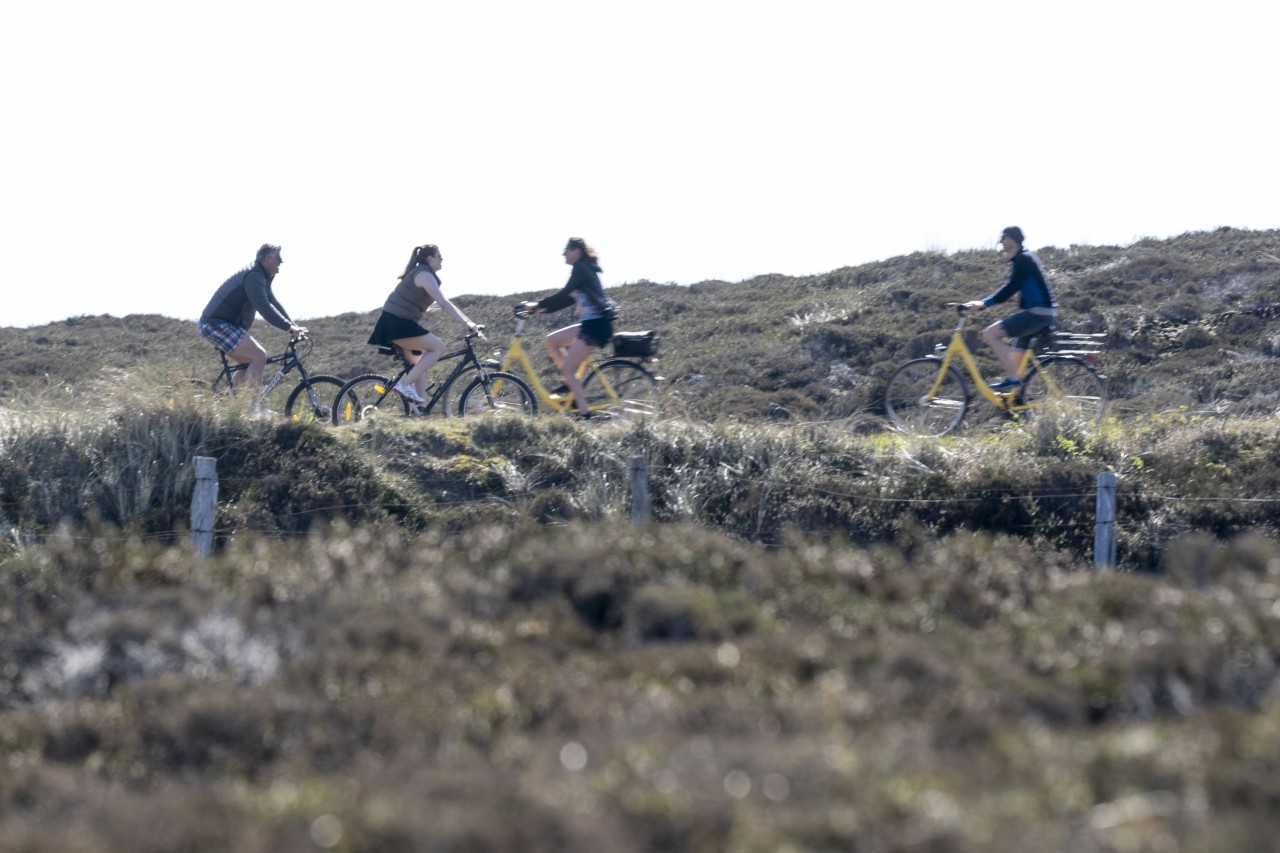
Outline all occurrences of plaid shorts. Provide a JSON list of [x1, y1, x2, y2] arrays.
[[198, 320, 247, 354]]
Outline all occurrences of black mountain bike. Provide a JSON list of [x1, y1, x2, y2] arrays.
[[206, 334, 344, 424], [332, 328, 536, 424]]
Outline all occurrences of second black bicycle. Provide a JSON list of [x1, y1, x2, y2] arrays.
[[332, 329, 536, 424]]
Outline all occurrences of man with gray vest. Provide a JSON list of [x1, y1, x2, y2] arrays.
[[198, 244, 307, 391]]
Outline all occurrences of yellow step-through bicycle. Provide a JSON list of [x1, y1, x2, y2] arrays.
[[884, 303, 1107, 437], [485, 305, 662, 420]]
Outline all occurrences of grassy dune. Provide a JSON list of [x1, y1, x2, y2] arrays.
[[3, 229, 1280, 849]]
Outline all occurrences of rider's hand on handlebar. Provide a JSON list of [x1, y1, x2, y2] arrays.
[[290, 325, 309, 340], [962, 301, 985, 313]]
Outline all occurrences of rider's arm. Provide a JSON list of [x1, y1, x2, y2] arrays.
[[415, 270, 478, 333], [533, 274, 580, 315], [979, 264, 1021, 309], [244, 269, 298, 333]]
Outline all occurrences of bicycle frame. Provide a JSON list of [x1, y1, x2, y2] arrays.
[[215, 340, 307, 404], [491, 314, 620, 412], [362, 334, 488, 415], [927, 326, 1038, 414]]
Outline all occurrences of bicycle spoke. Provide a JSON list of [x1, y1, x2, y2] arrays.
[[333, 375, 413, 424], [457, 372, 537, 415], [1022, 358, 1106, 425], [884, 359, 968, 437], [285, 376, 344, 424], [581, 361, 659, 420]]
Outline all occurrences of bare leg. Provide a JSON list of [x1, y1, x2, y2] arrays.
[[982, 322, 1023, 380], [226, 335, 268, 392], [394, 334, 445, 397], [559, 336, 598, 415], [544, 324, 579, 372]]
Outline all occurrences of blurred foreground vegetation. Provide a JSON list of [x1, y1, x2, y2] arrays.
[[3, 513, 1279, 850], [0, 394, 1279, 848]]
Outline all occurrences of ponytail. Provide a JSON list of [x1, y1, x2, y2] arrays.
[[398, 244, 440, 279]]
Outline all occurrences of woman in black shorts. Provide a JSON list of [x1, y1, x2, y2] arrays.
[[367, 244, 479, 404], [521, 237, 618, 418]]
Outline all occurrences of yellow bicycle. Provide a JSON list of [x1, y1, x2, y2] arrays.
[[884, 303, 1106, 437], [487, 306, 661, 420]]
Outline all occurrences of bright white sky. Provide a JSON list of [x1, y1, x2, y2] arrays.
[[2, 1, 1276, 328]]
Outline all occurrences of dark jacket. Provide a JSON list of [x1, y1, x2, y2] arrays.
[[535, 258, 617, 319], [200, 261, 294, 331], [982, 249, 1057, 314]]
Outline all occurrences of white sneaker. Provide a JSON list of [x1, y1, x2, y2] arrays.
[[393, 379, 424, 403]]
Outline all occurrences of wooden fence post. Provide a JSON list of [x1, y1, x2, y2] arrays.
[[629, 454, 651, 524], [1094, 471, 1117, 570], [192, 456, 218, 556]]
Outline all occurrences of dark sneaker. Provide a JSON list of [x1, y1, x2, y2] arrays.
[[989, 378, 1023, 391]]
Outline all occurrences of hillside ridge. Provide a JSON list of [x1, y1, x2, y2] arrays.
[[3, 226, 1279, 422]]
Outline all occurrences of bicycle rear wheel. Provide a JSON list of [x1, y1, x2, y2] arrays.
[[582, 360, 659, 420], [456, 371, 537, 415], [1021, 357, 1106, 425], [884, 358, 969, 437], [283, 375, 345, 424], [332, 374, 413, 424]]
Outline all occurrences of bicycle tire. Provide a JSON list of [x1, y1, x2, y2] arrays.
[[332, 374, 413, 425], [456, 371, 537, 416], [284, 375, 345, 424], [435, 365, 479, 418], [884, 358, 969, 437], [1021, 357, 1106, 425], [582, 360, 660, 420]]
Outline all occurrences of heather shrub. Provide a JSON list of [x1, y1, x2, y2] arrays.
[[3, 523, 1280, 849]]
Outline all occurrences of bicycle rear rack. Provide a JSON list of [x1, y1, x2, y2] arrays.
[[1043, 330, 1106, 358]]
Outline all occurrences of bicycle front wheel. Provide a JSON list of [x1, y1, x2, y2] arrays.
[[284, 375, 345, 424], [332, 374, 413, 424], [456, 371, 537, 415], [1021, 357, 1106, 425], [582, 360, 660, 420], [884, 358, 968, 437]]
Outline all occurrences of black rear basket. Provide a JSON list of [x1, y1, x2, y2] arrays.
[[612, 330, 658, 358]]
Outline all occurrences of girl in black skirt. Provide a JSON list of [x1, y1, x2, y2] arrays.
[[367, 244, 479, 404]]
